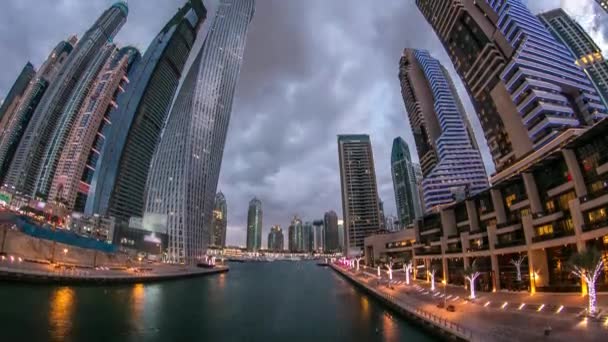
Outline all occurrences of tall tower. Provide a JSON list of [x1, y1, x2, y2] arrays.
[[288, 215, 302, 253], [0, 63, 35, 130], [337, 134, 382, 256], [86, 0, 207, 222], [399, 49, 488, 211], [143, 0, 255, 264], [48, 47, 140, 211], [323, 210, 339, 253], [211, 192, 228, 248], [539, 9, 608, 108], [246, 197, 263, 252], [4, 2, 128, 196], [391, 137, 423, 227], [267, 225, 284, 252], [0, 40, 74, 183], [416, 0, 607, 172]]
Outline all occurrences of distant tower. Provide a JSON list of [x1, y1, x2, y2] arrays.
[[267, 225, 284, 252], [211, 192, 228, 248], [0, 40, 74, 183], [0, 63, 35, 132], [312, 220, 324, 252], [246, 198, 263, 252], [323, 210, 339, 253], [4, 2, 128, 196], [143, 0, 255, 264], [338, 134, 382, 256], [391, 137, 423, 227], [399, 49, 488, 211], [288, 215, 302, 253]]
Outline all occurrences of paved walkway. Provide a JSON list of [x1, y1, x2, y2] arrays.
[[336, 264, 608, 342]]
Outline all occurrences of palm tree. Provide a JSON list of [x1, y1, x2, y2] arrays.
[[427, 266, 437, 291], [569, 248, 604, 316], [403, 258, 413, 285], [386, 260, 395, 280], [463, 260, 482, 299]]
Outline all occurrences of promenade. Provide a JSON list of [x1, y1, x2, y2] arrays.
[[332, 263, 608, 341]]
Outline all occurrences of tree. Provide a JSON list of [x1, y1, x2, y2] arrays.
[[510, 254, 527, 282], [464, 260, 482, 299], [569, 248, 604, 316], [427, 267, 437, 291], [403, 259, 413, 285], [355, 256, 363, 271], [386, 260, 395, 280]]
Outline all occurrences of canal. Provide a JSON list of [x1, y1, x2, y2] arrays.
[[0, 261, 434, 341]]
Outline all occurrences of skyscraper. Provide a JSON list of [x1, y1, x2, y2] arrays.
[[323, 210, 339, 253], [391, 137, 423, 227], [337, 134, 382, 256], [0, 40, 74, 183], [288, 215, 302, 253], [337, 219, 345, 252], [312, 220, 324, 252], [0, 63, 35, 131], [416, 0, 607, 172], [267, 225, 284, 252], [4, 2, 128, 196], [303, 221, 314, 253], [48, 47, 140, 212], [37, 43, 118, 200], [399, 49, 488, 211], [211, 192, 227, 248], [143, 0, 254, 264], [86, 0, 207, 223], [246, 197, 263, 252], [539, 9, 608, 108]]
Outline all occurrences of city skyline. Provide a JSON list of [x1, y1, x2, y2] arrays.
[[0, 0, 606, 247]]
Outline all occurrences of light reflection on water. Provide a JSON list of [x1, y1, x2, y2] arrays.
[[49, 287, 75, 341]]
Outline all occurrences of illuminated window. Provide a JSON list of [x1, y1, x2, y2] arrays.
[[536, 224, 554, 236]]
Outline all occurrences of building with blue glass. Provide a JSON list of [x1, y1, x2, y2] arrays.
[[247, 197, 263, 252], [391, 137, 423, 227], [399, 49, 489, 211]]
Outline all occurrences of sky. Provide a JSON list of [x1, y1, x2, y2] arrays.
[[0, 0, 606, 248]]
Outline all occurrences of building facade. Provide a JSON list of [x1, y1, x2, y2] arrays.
[[391, 137, 423, 227], [324, 210, 339, 253], [416, 0, 607, 172], [399, 49, 488, 211], [0, 40, 74, 184], [211, 192, 227, 248], [303, 221, 314, 253], [364, 121, 608, 293], [313, 220, 324, 252], [4, 2, 128, 196], [267, 225, 284, 252], [539, 9, 608, 108], [338, 134, 383, 256], [0, 63, 35, 131], [143, 0, 254, 263], [288, 215, 303, 253], [48, 47, 140, 212], [246, 198, 262, 252], [86, 0, 207, 223]]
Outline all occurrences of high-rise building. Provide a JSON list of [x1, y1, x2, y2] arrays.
[[246, 197, 262, 252], [288, 215, 302, 253], [86, 0, 207, 223], [337, 219, 345, 252], [267, 225, 284, 252], [143, 0, 254, 264], [337, 134, 382, 256], [38, 43, 118, 200], [416, 0, 607, 172], [385, 215, 399, 232], [0, 63, 35, 131], [313, 220, 324, 252], [303, 221, 314, 253], [211, 192, 227, 248], [399, 49, 488, 211], [323, 210, 339, 253], [0, 40, 74, 184], [48, 47, 140, 212], [539, 9, 608, 108], [4, 2, 128, 197], [391, 137, 423, 227]]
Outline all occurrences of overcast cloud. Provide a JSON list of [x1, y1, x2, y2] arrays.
[[0, 0, 605, 247]]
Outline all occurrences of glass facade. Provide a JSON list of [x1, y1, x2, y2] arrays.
[[391, 137, 423, 227], [246, 198, 263, 252], [143, 0, 255, 263], [211, 192, 227, 248], [323, 210, 339, 253]]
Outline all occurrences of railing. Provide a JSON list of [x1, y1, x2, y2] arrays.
[[582, 218, 608, 232], [445, 247, 463, 254], [447, 233, 460, 239], [415, 248, 442, 255], [495, 239, 525, 249], [531, 229, 575, 243], [580, 185, 608, 203], [497, 219, 520, 229], [467, 245, 489, 252], [457, 225, 470, 233]]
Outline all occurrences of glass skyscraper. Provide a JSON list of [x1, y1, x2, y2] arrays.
[[391, 137, 423, 227], [288, 215, 302, 253], [86, 0, 207, 223], [0, 63, 35, 129], [144, 0, 255, 263], [267, 225, 284, 252], [4, 2, 128, 196], [323, 210, 339, 253], [0, 39, 75, 184], [416, 0, 607, 172], [399, 49, 488, 211], [211, 192, 227, 248], [338, 134, 382, 256], [246, 197, 262, 252]]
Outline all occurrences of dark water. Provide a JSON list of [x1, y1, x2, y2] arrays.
[[0, 262, 433, 341]]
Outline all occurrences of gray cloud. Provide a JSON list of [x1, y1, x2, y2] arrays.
[[0, 0, 605, 248]]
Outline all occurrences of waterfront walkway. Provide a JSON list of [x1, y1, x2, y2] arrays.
[[0, 256, 228, 284], [332, 264, 608, 342]]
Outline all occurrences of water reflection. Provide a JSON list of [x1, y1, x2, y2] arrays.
[[49, 287, 75, 341], [131, 283, 145, 322], [382, 313, 396, 341], [360, 295, 370, 320]]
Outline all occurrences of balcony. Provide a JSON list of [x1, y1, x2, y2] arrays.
[[531, 229, 575, 243], [532, 211, 564, 227], [457, 225, 470, 234], [497, 219, 521, 229], [495, 239, 526, 249], [415, 247, 442, 256], [447, 233, 460, 240], [445, 247, 463, 254], [420, 227, 441, 236], [582, 218, 608, 232], [467, 245, 490, 252], [581, 185, 608, 204]]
